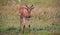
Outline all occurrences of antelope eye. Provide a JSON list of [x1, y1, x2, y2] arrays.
[[25, 8, 28, 10]]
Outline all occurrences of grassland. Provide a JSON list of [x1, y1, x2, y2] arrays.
[[0, 0, 60, 35]]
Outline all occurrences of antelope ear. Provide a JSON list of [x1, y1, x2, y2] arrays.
[[30, 5, 34, 9], [25, 4, 28, 8]]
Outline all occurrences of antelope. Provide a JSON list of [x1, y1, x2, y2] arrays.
[[18, 4, 34, 33]]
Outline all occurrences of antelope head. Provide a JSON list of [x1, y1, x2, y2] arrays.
[[25, 4, 34, 13]]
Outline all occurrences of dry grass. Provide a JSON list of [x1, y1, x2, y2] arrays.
[[0, 0, 60, 35]]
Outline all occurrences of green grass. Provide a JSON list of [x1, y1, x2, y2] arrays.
[[0, 0, 60, 35], [0, 27, 60, 35], [0, 24, 60, 35], [21, 0, 57, 4]]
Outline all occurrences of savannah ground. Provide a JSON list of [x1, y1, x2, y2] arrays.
[[0, 0, 60, 35]]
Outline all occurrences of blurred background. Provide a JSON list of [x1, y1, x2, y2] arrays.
[[0, 0, 60, 35]]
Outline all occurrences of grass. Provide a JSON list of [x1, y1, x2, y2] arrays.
[[0, 0, 60, 35], [0, 23, 60, 35], [0, 27, 60, 35]]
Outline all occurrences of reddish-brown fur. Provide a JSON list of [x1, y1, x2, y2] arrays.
[[19, 5, 34, 33]]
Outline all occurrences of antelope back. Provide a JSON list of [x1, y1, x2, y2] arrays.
[[19, 5, 34, 18]]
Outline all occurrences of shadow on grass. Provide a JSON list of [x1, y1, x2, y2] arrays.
[[0, 27, 60, 35]]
